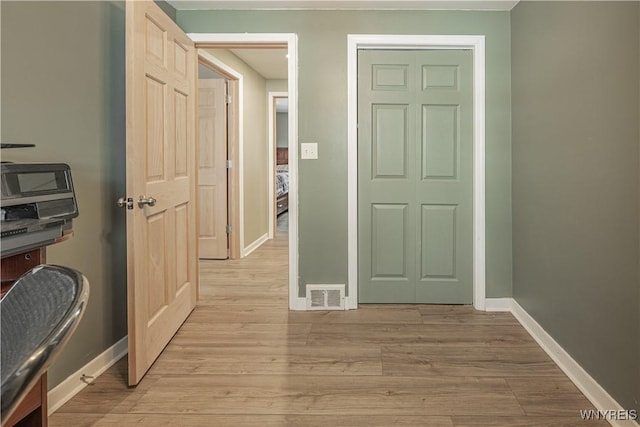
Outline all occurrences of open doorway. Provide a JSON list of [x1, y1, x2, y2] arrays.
[[197, 46, 288, 255], [197, 62, 231, 260], [270, 93, 289, 240], [197, 55, 241, 260], [191, 33, 300, 310]]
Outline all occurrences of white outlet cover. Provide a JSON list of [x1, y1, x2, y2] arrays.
[[300, 142, 318, 160]]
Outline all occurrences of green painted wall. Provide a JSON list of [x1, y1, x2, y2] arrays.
[[153, 0, 175, 22], [1, 1, 128, 389], [267, 79, 288, 93], [511, 1, 640, 412], [178, 10, 513, 298], [276, 113, 288, 148], [268, 79, 289, 148]]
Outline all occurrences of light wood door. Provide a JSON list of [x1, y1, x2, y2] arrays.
[[198, 79, 228, 259], [358, 49, 473, 304], [125, 0, 198, 386]]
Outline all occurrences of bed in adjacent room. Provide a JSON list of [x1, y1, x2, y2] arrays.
[[276, 147, 289, 215]]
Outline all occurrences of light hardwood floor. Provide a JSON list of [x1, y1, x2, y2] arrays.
[[51, 225, 606, 426]]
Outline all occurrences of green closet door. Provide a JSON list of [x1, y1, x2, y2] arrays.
[[358, 49, 473, 304]]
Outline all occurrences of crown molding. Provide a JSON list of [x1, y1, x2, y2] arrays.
[[168, 0, 519, 11]]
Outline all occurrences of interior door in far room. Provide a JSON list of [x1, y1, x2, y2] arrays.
[[198, 77, 229, 259], [358, 49, 473, 304]]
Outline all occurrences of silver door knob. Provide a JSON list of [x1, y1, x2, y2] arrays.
[[138, 196, 157, 208]]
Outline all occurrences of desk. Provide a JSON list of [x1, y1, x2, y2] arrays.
[[1, 247, 48, 427]]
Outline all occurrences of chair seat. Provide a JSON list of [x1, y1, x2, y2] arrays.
[[1, 265, 89, 425]]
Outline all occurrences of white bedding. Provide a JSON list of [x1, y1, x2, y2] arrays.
[[276, 164, 289, 197]]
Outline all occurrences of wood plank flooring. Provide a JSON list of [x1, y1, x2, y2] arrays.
[[50, 225, 606, 426]]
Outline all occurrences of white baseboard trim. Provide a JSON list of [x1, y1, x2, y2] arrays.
[[289, 296, 308, 311], [484, 297, 513, 312], [48, 336, 128, 415], [494, 298, 638, 427], [242, 233, 269, 257]]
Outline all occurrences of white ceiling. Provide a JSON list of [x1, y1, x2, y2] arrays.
[[169, 0, 519, 10]]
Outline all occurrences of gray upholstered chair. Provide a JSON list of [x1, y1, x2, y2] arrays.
[[1, 265, 89, 425]]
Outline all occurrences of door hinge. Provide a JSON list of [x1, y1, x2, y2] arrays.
[[226, 95, 232, 105], [226, 224, 233, 233], [226, 160, 233, 169]]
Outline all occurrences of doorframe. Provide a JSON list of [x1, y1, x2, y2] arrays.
[[189, 33, 302, 310], [347, 34, 486, 310], [268, 91, 288, 239], [197, 50, 243, 260]]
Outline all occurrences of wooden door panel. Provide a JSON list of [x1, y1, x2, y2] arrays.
[[146, 213, 168, 318], [199, 106, 215, 181], [126, 0, 198, 386], [198, 78, 228, 259], [199, 187, 216, 236], [173, 42, 189, 78], [145, 77, 166, 181], [175, 91, 189, 177], [175, 203, 190, 285], [144, 16, 166, 64]]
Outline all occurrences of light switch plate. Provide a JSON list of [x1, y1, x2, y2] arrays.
[[300, 142, 318, 160]]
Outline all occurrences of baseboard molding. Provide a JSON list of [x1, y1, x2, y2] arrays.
[[345, 296, 358, 310], [484, 297, 513, 312], [48, 336, 128, 415], [243, 233, 269, 257], [289, 296, 308, 311], [494, 298, 638, 427]]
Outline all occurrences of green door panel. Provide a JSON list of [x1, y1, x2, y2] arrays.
[[358, 49, 473, 304]]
